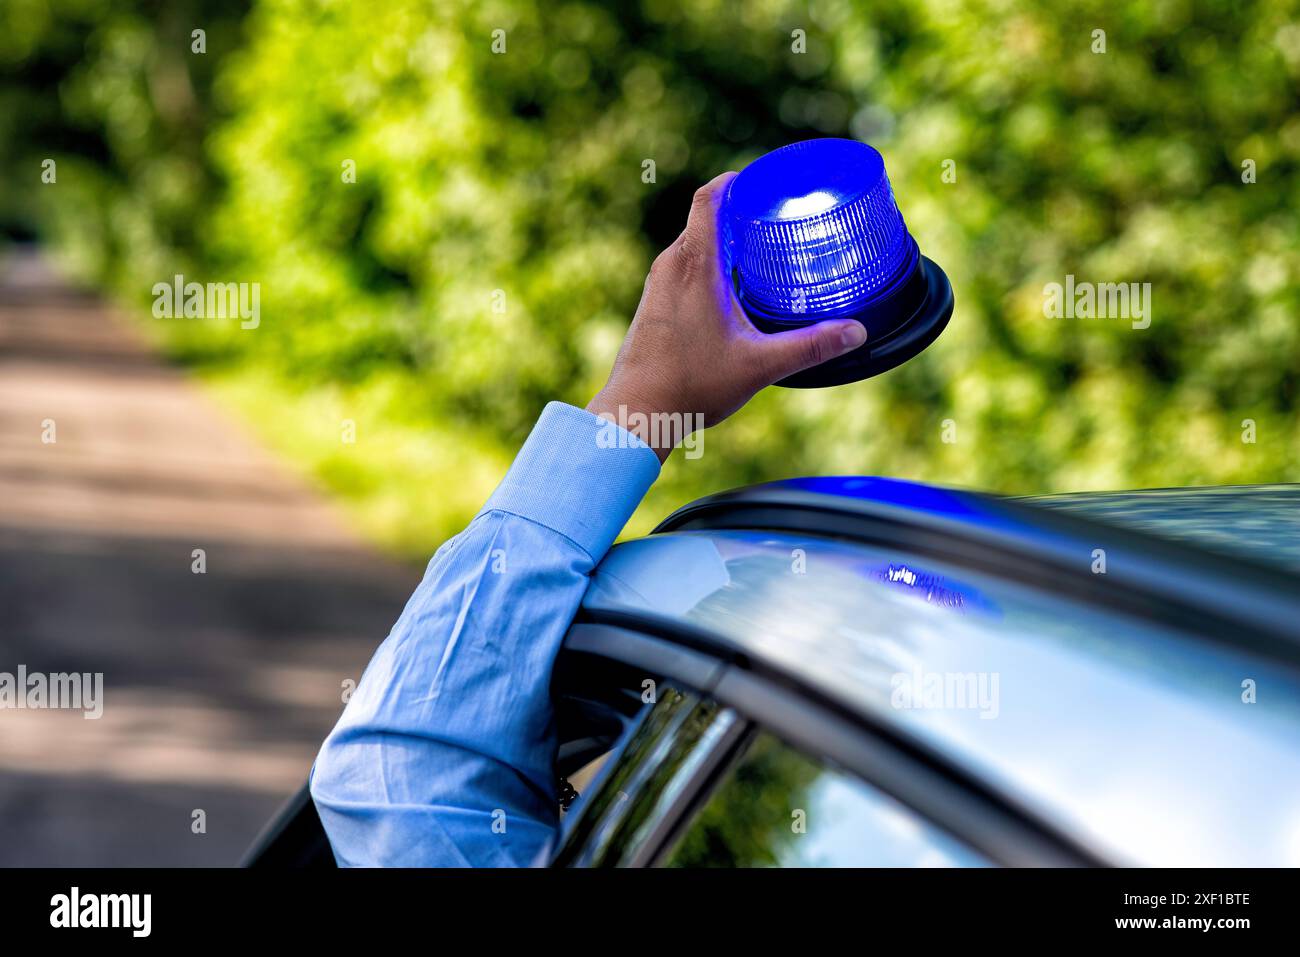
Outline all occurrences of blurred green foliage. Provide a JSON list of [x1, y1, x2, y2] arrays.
[[667, 731, 821, 867], [4, 0, 1299, 558]]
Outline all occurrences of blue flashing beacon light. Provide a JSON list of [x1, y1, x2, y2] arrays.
[[723, 138, 954, 388]]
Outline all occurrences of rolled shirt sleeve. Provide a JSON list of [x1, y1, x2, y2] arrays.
[[310, 402, 661, 866]]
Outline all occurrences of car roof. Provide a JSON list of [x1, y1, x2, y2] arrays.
[[647, 476, 1300, 648], [1020, 484, 1300, 574], [579, 477, 1300, 865]]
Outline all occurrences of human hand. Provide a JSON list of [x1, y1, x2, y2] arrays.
[[587, 171, 867, 462]]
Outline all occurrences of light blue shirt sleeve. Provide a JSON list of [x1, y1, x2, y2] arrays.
[[309, 401, 661, 867]]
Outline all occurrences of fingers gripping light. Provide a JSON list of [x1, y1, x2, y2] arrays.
[[724, 138, 954, 388]]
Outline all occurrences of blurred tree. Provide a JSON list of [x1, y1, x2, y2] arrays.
[[3, 0, 1297, 557], [0, 0, 248, 276]]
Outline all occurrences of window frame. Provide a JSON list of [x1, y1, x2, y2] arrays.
[[553, 621, 1106, 868], [549, 675, 751, 867]]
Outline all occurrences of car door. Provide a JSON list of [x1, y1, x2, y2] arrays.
[[550, 624, 1084, 867], [553, 672, 992, 867]]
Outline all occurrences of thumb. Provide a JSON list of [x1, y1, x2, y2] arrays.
[[752, 319, 867, 384]]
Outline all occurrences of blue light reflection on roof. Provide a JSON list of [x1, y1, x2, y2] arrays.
[[867, 561, 1000, 617]]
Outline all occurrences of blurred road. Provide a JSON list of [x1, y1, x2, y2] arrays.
[[0, 249, 420, 865]]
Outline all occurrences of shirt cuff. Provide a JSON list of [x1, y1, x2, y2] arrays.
[[479, 401, 662, 561]]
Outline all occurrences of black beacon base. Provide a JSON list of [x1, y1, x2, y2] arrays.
[[741, 255, 954, 389]]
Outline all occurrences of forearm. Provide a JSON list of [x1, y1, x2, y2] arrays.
[[309, 402, 659, 867]]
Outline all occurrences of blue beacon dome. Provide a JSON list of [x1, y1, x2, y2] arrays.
[[723, 138, 954, 388]]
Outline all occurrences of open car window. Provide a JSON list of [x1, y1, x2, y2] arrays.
[[551, 681, 745, 867]]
